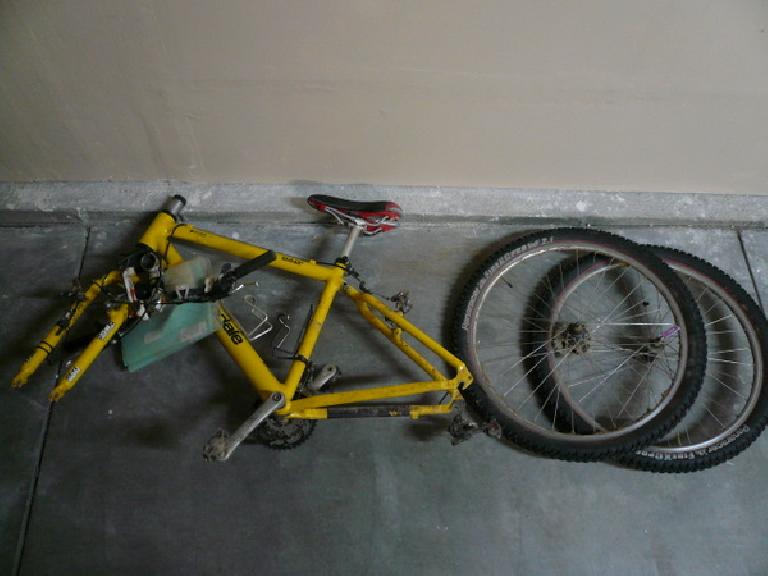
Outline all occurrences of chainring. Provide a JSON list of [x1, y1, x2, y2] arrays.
[[247, 413, 316, 450]]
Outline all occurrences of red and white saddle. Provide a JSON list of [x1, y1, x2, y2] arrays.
[[307, 195, 402, 235]]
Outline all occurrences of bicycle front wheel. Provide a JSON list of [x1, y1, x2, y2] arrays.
[[452, 228, 706, 461]]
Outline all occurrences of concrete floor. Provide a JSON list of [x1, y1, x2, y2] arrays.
[[2, 216, 768, 576]]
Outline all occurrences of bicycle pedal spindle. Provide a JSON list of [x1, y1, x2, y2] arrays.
[[307, 364, 338, 392]]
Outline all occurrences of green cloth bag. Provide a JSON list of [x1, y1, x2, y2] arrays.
[[121, 302, 221, 372]]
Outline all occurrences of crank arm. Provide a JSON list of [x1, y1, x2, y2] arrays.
[[203, 392, 285, 462]]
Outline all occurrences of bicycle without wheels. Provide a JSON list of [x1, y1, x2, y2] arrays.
[[12, 195, 473, 461]]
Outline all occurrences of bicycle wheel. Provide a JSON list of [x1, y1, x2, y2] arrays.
[[617, 247, 768, 472], [452, 228, 706, 461]]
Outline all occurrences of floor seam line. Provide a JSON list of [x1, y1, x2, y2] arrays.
[[737, 229, 765, 312], [11, 404, 56, 576], [11, 222, 92, 576]]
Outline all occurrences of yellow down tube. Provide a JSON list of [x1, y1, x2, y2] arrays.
[[163, 240, 286, 398]]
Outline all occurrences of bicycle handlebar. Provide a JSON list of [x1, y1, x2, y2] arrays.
[[209, 250, 277, 299]]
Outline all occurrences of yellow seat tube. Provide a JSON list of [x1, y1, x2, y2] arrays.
[[49, 304, 129, 401], [282, 268, 346, 398]]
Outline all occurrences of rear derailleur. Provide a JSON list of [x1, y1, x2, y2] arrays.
[[448, 412, 502, 445]]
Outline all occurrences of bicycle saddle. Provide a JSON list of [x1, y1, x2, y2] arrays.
[[307, 194, 402, 235]]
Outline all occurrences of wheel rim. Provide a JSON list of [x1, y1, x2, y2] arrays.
[[467, 241, 690, 443], [530, 254, 763, 454], [643, 260, 762, 454]]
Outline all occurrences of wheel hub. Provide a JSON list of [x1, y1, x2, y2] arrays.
[[551, 322, 591, 356]]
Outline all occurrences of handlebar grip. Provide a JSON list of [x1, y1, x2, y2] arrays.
[[230, 250, 276, 280], [207, 251, 276, 300]]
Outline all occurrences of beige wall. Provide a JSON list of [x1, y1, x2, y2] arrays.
[[1, 1, 767, 194]]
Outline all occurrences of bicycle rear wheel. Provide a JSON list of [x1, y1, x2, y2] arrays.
[[452, 228, 706, 461], [617, 247, 768, 472]]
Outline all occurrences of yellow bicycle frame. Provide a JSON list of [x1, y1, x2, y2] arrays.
[[12, 209, 473, 420]]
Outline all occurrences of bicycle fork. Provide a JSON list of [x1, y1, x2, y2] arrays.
[[11, 272, 126, 400]]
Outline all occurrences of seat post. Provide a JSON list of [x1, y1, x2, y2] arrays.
[[340, 225, 362, 259]]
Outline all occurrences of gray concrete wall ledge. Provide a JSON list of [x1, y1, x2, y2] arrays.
[[0, 181, 766, 228]]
